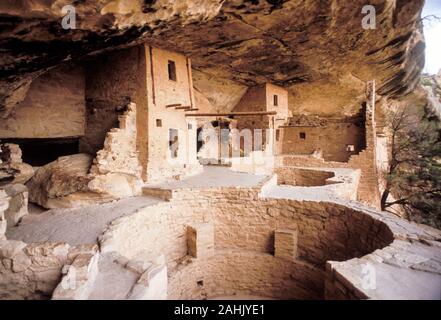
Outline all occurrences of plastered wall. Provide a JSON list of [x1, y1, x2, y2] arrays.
[[145, 46, 200, 182]]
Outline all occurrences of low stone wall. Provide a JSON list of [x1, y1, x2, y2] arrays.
[[99, 201, 210, 266], [276, 167, 335, 186], [0, 240, 96, 299], [281, 154, 380, 207]]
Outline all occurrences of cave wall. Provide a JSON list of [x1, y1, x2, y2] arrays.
[[0, 65, 85, 139]]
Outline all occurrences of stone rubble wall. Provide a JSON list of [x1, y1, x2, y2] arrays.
[[0, 143, 30, 228], [1, 189, 100, 300], [0, 190, 8, 240], [52, 250, 100, 300], [25, 103, 144, 209], [0, 240, 97, 300], [88, 102, 143, 198], [51, 250, 167, 300], [90, 102, 141, 178]]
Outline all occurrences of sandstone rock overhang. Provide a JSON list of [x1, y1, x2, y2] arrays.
[[0, 0, 425, 116]]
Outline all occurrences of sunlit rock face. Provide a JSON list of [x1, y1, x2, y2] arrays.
[[0, 0, 425, 116]]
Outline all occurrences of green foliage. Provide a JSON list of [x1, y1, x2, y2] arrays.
[[382, 104, 441, 229]]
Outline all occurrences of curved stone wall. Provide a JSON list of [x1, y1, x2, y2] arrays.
[[100, 187, 395, 299], [276, 168, 335, 186], [168, 250, 324, 300]]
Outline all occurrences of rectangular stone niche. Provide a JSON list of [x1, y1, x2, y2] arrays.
[[187, 223, 214, 258], [274, 229, 298, 260]]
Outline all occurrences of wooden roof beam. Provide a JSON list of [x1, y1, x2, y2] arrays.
[[166, 103, 181, 108]]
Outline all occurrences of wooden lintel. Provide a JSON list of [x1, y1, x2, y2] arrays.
[[166, 103, 181, 108], [185, 108, 199, 112], [175, 106, 191, 110], [185, 111, 277, 117]]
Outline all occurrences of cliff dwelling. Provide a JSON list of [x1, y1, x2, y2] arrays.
[[0, 0, 441, 303]]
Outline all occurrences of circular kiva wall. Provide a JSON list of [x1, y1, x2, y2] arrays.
[[101, 188, 394, 299], [277, 168, 335, 186]]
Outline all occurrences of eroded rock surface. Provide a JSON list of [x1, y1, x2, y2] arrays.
[[0, 0, 426, 116]]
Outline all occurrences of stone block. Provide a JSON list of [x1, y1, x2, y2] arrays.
[[274, 229, 298, 260]]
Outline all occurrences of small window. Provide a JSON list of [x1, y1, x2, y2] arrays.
[[188, 123, 193, 130], [276, 129, 280, 141], [347, 145, 355, 152], [299, 132, 306, 140], [169, 128, 179, 158], [273, 95, 278, 106], [168, 60, 177, 81], [156, 119, 162, 127]]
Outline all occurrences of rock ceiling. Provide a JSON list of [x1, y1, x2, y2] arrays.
[[0, 0, 426, 116]]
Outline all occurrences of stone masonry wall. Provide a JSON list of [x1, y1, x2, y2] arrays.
[[168, 250, 324, 299], [101, 186, 393, 299], [276, 167, 335, 186], [82, 46, 148, 180], [280, 82, 381, 208], [281, 122, 364, 162], [88, 102, 143, 198]]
